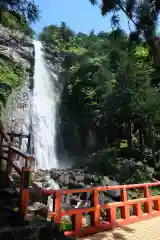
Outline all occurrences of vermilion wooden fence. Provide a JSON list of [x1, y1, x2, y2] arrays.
[[2, 144, 34, 217], [3, 144, 160, 237], [43, 182, 160, 237]]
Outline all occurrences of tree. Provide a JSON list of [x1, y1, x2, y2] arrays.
[[89, 0, 160, 68], [0, 0, 39, 40], [0, 0, 39, 24]]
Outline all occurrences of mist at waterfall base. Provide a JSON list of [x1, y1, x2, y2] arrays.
[[32, 40, 69, 170]]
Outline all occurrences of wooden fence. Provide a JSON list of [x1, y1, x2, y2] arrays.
[[2, 144, 34, 217], [42, 182, 160, 237]]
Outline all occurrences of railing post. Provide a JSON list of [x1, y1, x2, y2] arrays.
[[6, 146, 12, 175], [121, 187, 130, 220], [154, 199, 160, 211], [19, 167, 31, 218], [25, 156, 29, 167], [108, 207, 117, 227], [91, 188, 100, 227], [54, 191, 61, 225], [133, 202, 142, 219], [144, 185, 152, 214], [73, 213, 82, 235], [25, 155, 34, 169]]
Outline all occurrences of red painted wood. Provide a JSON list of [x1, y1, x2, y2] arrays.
[[44, 182, 160, 237]]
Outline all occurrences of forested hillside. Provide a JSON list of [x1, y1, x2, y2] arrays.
[[39, 23, 160, 183]]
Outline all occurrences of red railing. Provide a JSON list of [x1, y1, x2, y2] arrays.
[[2, 144, 34, 217], [43, 182, 160, 237], [3, 143, 160, 237]]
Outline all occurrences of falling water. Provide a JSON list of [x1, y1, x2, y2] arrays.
[[32, 40, 58, 169]]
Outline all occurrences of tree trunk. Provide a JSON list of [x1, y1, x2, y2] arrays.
[[149, 120, 156, 167], [126, 120, 132, 155], [151, 126, 156, 167], [139, 128, 145, 149], [79, 123, 87, 150]]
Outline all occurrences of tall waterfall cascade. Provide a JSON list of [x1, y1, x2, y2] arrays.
[[32, 40, 59, 169]]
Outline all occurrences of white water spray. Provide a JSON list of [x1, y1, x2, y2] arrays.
[[32, 40, 58, 169]]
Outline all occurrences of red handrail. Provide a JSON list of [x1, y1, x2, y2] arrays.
[[44, 181, 160, 237]]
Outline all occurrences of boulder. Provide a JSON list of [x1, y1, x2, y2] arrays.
[[0, 219, 74, 240], [100, 177, 121, 201], [106, 180, 121, 201], [29, 182, 43, 202]]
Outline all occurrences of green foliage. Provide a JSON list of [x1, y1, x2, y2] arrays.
[[0, 59, 22, 87], [39, 23, 74, 45], [0, 0, 39, 112], [89, 0, 160, 72], [0, 0, 39, 24], [0, 10, 36, 37], [0, 0, 39, 37], [0, 57, 23, 108], [86, 147, 155, 183], [61, 221, 72, 231], [40, 23, 160, 183]]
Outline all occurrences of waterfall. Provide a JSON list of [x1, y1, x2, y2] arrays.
[[32, 40, 58, 169]]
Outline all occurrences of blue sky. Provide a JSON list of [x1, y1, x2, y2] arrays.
[[32, 0, 134, 34]]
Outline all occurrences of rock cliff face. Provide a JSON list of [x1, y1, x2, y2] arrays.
[[0, 25, 34, 152]]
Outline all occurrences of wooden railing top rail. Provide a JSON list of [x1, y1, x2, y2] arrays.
[[7, 132, 30, 138], [10, 146, 34, 160], [41, 181, 160, 196], [2, 144, 10, 148], [2, 144, 34, 160], [12, 162, 22, 176], [2, 144, 34, 178]]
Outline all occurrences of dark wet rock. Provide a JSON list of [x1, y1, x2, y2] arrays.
[[84, 151, 155, 184], [0, 218, 75, 240], [0, 207, 26, 226], [106, 180, 121, 201], [29, 182, 43, 202], [102, 176, 110, 185], [0, 188, 25, 227], [28, 202, 48, 219], [101, 178, 121, 201], [0, 170, 11, 188], [30, 168, 121, 215], [84, 173, 94, 184]]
